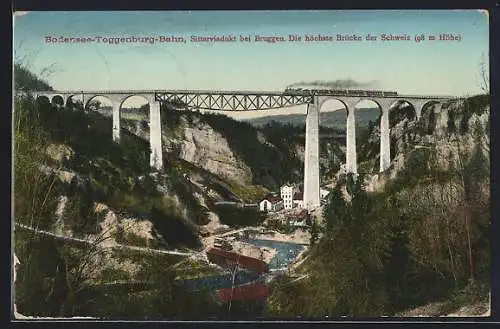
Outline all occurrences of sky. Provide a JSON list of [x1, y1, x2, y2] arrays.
[[13, 10, 489, 119]]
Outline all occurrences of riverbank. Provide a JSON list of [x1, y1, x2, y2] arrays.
[[231, 241, 277, 263], [288, 247, 309, 273], [253, 229, 310, 245], [202, 226, 309, 248]]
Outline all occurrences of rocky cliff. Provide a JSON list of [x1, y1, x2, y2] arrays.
[[123, 115, 253, 186], [341, 96, 488, 192]]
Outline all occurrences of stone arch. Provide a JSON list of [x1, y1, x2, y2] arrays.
[[418, 100, 441, 135], [119, 95, 151, 139], [384, 100, 418, 167], [318, 98, 349, 122], [84, 95, 114, 115], [51, 95, 65, 107], [354, 99, 384, 174], [388, 100, 417, 127], [66, 94, 84, 110], [36, 95, 51, 105], [119, 95, 150, 121], [420, 100, 441, 115], [317, 96, 358, 174], [317, 98, 349, 178], [414, 99, 441, 120], [318, 97, 349, 113]]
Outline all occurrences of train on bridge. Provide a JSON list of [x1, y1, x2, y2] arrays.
[[284, 88, 398, 97]]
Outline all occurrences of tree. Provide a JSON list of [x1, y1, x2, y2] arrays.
[[309, 220, 320, 245], [323, 185, 346, 231], [478, 52, 489, 94], [57, 229, 115, 316], [14, 63, 53, 92], [87, 99, 101, 111]]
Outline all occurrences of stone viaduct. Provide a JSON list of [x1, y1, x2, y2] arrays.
[[33, 89, 456, 209]]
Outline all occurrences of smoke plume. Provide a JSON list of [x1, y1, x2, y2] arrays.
[[286, 79, 378, 89]]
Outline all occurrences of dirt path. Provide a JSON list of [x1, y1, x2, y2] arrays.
[[15, 222, 203, 258]]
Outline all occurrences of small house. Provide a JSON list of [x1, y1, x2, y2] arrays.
[[259, 195, 284, 213]]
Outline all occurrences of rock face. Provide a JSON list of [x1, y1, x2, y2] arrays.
[[171, 118, 252, 184], [364, 99, 490, 192], [46, 144, 74, 164], [123, 116, 253, 185]]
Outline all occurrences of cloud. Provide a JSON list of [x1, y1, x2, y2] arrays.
[[286, 79, 378, 89], [13, 11, 30, 17]]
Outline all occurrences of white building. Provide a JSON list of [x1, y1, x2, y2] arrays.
[[280, 184, 301, 210], [259, 195, 284, 212]]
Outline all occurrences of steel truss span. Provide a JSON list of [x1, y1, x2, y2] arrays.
[[155, 91, 314, 111]]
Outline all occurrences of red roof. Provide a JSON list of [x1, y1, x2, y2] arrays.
[[206, 248, 269, 274], [217, 283, 269, 302], [262, 195, 282, 204]]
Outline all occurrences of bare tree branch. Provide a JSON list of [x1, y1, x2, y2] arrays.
[[478, 52, 490, 94]]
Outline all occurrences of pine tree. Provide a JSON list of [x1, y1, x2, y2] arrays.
[[309, 221, 320, 245], [323, 185, 347, 231]]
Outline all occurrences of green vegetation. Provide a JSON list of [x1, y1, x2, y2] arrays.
[[389, 104, 416, 128], [202, 112, 297, 189], [32, 95, 208, 248], [149, 204, 201, 249], [259, 121, 304, 184], [459, 94, 489, 135], [160, 107, 302, 190], [266, 219, 302, 235], [215, 204, 266, 228], [226, 179, 269, 203], [266, 96, 490, 317], [436, 281, 490, 316], [14, 96, 64, 230], [356, 120, 380, 173], [14, 63, 53, 91], [122, 230, 149, 247], [14, 64, 490, 318], [174, 259, 222, 280], [13, 65, 223, 318]]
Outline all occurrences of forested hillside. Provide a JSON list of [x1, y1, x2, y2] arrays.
[[12, 65, 305, 319], [266, 95, 491, 317], [13, 63, 490, 319]]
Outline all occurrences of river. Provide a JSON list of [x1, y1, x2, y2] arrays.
[[176, 239, 307, 291]]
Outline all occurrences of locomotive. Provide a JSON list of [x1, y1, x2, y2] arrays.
[[284, 88, 398, 97]]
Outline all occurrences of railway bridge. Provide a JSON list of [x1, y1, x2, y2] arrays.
[[33, 89, 457, 209]]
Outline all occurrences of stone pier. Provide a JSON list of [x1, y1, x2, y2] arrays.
[[32, 90, 452, 188], [149, 101, 163, 171], [105, 95, 163, 171], [112, 101, 121, 143], [303, 102, 321, 209], [345, 104, 357, 174], [378, 99, 394, 172]]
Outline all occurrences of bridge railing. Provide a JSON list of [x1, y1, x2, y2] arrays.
[[30, 89, 459, 100]]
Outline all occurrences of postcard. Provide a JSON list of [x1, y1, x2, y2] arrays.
[[12, 9, 491, 320]]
